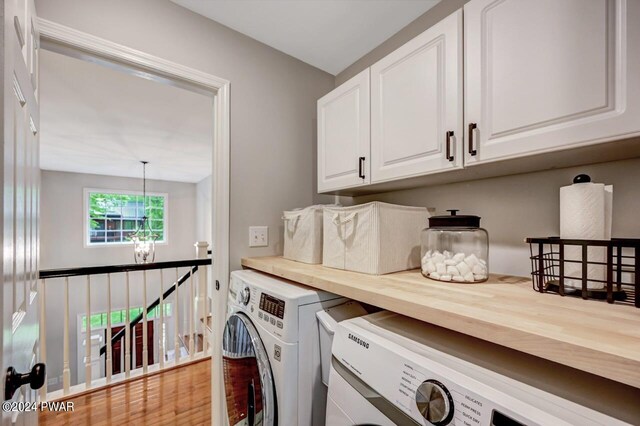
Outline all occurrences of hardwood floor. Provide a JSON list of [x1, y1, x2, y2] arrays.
[[40, 359, 211, 425]]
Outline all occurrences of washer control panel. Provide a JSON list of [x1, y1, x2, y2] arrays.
[[259, 293, 285, 319], [228, 272, 291, 341], [331, 317, 628, 426]]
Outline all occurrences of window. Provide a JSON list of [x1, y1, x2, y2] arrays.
[[81, 303, 172, 331], [85, 189, 168, 245]]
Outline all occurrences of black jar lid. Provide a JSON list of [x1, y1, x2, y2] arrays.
[[429, 209, 481, 228]]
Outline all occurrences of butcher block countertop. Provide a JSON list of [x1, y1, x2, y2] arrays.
[[241, 256, 640, 389]]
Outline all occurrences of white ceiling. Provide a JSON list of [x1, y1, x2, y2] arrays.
[[171, 0, 441, 75], [39, 49, 213, 183]]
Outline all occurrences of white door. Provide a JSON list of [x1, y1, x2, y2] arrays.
[[2, 0, 42, 425], [317, 69, 370, 193], [370, 10, 463, 184], [464, 0, 640, 165]]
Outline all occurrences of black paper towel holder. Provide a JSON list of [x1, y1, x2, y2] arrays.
[[525, 236, 639, 307]]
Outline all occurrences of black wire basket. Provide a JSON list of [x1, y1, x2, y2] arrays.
[[526, 237, 639, 307]]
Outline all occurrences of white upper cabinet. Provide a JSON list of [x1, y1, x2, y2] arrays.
[[464, 0, 640, 165], [371, 10, 463, 183], [317, 69, 370, 192], [317, 0, 640, 193]]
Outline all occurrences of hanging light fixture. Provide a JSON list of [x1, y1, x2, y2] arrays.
[[130, 161, 157, 264]]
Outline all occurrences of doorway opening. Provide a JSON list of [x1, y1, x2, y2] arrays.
[[36, 20, 229, 408]]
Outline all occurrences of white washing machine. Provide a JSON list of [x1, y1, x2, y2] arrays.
[[327, 311, 639, 426], [223, 270, 346, 426]]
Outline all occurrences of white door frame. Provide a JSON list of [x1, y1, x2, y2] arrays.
[[36, 19, 229, 426]]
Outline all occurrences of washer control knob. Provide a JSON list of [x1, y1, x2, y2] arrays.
[[416, 380, 453, 425], [240, 287, 251, 305]]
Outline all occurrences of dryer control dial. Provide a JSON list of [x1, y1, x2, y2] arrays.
[[415, 380, 453, 425], [240, 287, 251, 305]]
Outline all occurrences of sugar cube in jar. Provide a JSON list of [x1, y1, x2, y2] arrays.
[[420, 210, 489, 283]]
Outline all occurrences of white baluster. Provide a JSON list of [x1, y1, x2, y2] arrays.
[[142, 270, 148, 373], [62, 277, 70, 394], [189, 269, 195, 358], [174, 268, 180, 364], [125, 272, 131, 378], [159, 270, 164, 369], [39, 279, 47, 401], [85, 276, 91, 389], [195, 242, 209, 354], [106, 274, 112, 384], [202, 265, 208, 354]]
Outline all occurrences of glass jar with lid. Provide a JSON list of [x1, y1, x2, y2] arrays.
[[421, 210, 489, 283]]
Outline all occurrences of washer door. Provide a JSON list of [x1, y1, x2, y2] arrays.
[[223, 313, 276, 426]]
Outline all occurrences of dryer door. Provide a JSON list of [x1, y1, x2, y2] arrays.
[[223, 313, 276, 426]]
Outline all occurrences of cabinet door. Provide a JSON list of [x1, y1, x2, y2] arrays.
[[317, 69, 370, 193], [464, 0, 640, 165], [370, 10, 463, 183]]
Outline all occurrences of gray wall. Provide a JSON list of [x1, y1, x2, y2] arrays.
[[196, 175, 212, 245], [352, 158, 640, 276], [40, 170, 197, 389], [332, 0, 640, 277], [40, 170, 197, 268], [35, 0, 335, 271]]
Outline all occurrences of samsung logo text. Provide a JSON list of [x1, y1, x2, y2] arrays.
[[348, 333, 369, 349]]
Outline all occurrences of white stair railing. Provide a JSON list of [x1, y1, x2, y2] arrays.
[[38, 242, 211, 401], [62, 277, 70, 394], [174, 267, 180, 364], [189, 270, 195, 359], [106, 274, 112, 384], [125, 271, 131, 379], [85, 275, 91, 389], [142, 270, 148, 373]]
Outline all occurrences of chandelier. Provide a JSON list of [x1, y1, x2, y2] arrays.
[[130, 161, 157, 264]]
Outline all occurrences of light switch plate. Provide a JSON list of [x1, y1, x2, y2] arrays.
[[249, 226, 268, 247]]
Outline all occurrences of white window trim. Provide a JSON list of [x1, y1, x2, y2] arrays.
[[83, 187, 169, 248]]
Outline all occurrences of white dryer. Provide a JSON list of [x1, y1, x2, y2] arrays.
[[327, 311, 639, 426], [223, 270, 346, 426]]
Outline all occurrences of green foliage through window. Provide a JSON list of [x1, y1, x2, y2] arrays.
[[87, 191, 166, 244], [81, 303, 172, 331]]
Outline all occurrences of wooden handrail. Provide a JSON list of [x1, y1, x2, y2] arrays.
[[38, 258, 212, 279]]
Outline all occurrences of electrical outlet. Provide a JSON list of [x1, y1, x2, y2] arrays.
[[249, 226, 268, 247]]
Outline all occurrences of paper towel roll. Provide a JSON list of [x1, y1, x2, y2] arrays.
[[559, 177, 613, 289]]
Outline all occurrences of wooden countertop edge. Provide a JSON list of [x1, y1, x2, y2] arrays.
[[241, 256, 640, 389]]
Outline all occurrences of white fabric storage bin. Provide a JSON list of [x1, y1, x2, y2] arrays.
[[283, 205, 326, 264], [323, 202, 429, 275]]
